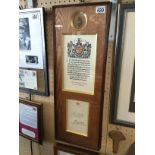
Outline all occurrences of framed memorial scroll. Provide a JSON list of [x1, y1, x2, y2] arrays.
[[19, 8, 49, 96], [54, 143, 99, 155], [111, 4, 135, 127], [53, 2, 111, 150], [19, 99, 43, 143]]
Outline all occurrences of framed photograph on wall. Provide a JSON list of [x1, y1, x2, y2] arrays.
[[19, 99, 43, 143], [54, 143, 99, 155], [111, 4, 135, 127], [53, 2, 111, 150], [19, 8, 49, 96], [19, 8, 46, 69]]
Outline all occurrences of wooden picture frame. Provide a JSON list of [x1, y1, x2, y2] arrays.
[[53, 2, 111, 150], [54, 143, 99, 155], [19, 99, 43, 144], [19, 8, 49, 96], [111, 4, 135, 127]]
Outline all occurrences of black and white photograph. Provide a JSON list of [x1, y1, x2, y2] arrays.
[[19, 18, 31, 51], [25, 55, 38, 64]]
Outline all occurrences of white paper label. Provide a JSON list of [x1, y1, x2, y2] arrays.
[[55, 25, 63, 28], [22, 128, 35, 138], [96, 6, 106, 13]]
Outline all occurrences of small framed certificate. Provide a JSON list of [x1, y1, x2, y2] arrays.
[[66, 99, 89, 136], [54, 143, 99, 155], [19, 99, 43, 143], [54, 2, 111, 150], [111, 4, 135, 127]]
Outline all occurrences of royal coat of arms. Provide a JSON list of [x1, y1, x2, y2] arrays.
[[67, 38, 91, 58]]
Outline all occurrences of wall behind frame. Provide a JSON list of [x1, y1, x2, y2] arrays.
[[19, 0, 135, 155]]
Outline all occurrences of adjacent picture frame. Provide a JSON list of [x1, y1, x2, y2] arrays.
[[111, 4, 135, 127], [19, 8, 49, 96], [53, 2, 111, 150], [54, 143, 99, 155], [19, 99, 43, 143]]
